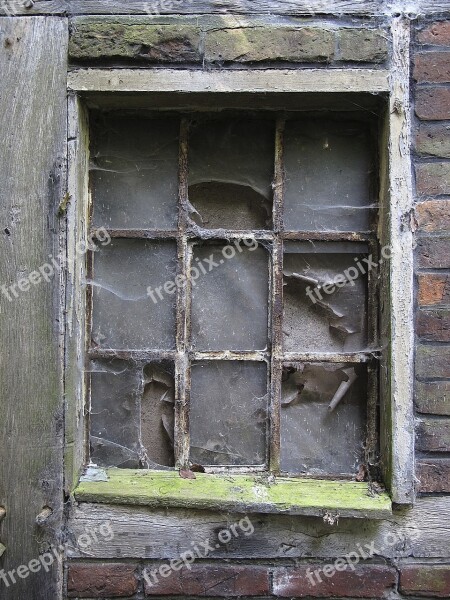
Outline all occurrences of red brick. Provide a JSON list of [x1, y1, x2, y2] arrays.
[[67, 563, 138, 598], [417, 237, 450, 269], [416, 345, 450, 379], [418, 22, 450, 46], [417, 459, 450, 493], [417, 309, 450, 341], [272, 565, 396, 598], [416, 87, 450, 120], [418, 273, 450, 306], [400, 564, 450, 597], [144, 565, 269, 596], [414, 52, 450, 83], [416, 419, 450, 452], [416, 163, 450, 196], [416, 381, 450, 414], [416, 123, 450, 158], [416, 200, 450, 231]]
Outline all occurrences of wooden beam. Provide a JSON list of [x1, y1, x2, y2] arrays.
[[68, 68, 390, 94], [67, 496, 449, 560], [0, 16, 68, 600]]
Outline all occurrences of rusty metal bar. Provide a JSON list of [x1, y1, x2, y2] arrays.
[[88, 349, 177, 361], [186, 229, 274, 241], [174, 117, 190, 469], [189, 351, 268, 362], [269, 117, 285, 474], [281, 352, 374, 364], [90, 229, 178, 240], [282, 231, 374, 241]]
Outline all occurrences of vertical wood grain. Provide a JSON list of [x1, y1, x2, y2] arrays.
[[0, 16, 68, 600]]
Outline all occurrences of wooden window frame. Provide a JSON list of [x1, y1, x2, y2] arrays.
[[65, 30, 414, 513]]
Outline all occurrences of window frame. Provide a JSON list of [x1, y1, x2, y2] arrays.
[[65, 61, 414, 510]]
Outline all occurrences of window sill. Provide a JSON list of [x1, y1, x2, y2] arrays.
[[74, 469, 392, 520]]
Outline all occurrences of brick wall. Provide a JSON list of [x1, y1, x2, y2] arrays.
[[414, 18, 450, 495]]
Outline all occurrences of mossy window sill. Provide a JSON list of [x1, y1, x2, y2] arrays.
[[74, 469, 392, 520]]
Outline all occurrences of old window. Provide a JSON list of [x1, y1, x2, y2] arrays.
[[86, 109, 380, 479]]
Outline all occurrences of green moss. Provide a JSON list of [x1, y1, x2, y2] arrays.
[[75, 469, 392, 519]]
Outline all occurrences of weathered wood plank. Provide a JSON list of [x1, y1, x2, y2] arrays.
[[0, 0, 382, 17], [68, 68, 390, 93], [381, 16, 415, 505], [3, 0, 450, 17], [67, 496, 450, 559], [74, 469, 392, 519], [0, 16, 68, 600]]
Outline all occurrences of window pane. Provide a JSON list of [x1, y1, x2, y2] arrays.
[[90, 358, 142, 469], [284, 120, 374, 231], [91, 115, 179, 230], [283, 244, 368, 352], [191, 243, 269, 351], [280, 363, 367, 475], [190, 361, 268, 466], [188, 117, 274, 229], [91, 239, 177, 350], [90, 359, 175, 469]]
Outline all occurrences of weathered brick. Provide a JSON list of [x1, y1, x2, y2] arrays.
[[204, 27, 334, 63], [416, 237, 450, 268], [416, 345, 450, 378], [67, 563, 138, 598], [414, 52, 450, 83], [272, 565, 396, 598], [416, 419, 450, 452], [416, 200, 450, 231], [416, 87, 450, 120], [416, 124, 450, 158], [416, 163, 450, 196], [418, 273, 450, 305], [400, 564, 450, 597], [417, 309, 450, 341], [417, 459, 450, 493], [70, 22, 202, 62], [418, 21, 450, 46], [144, 565, 269, 596], [338, 28, 388, 62], [416, 381, 450, 414]]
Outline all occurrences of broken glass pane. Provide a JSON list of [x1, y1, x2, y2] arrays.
[[190, 361, 268, 466], [90, 358, 142, 469], [91, 239, 177, 350], [188, 117, 274, 229], [141, 363, 175, 467], [89, 359, 175, 469], [283, 243, 368, 352], [191, 243, 269, 351], [284, 120, 375, 231], [91, 114, 179, 230], [280, 362, 367, 475]]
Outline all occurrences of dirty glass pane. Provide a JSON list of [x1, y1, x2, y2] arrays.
[[284, 120, 374, 231], [190, 361, 268, 466], [280, 363, 367, 475], [89, 359, 175, 469], [141, 363, 175, 468], [191, 243, 269, 351], [283, 243, 368, 352], [188, 117, 274, 229], [91, 239, 177, 350], [90, 358, 142, 469], [91, 114, 179, 230]]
